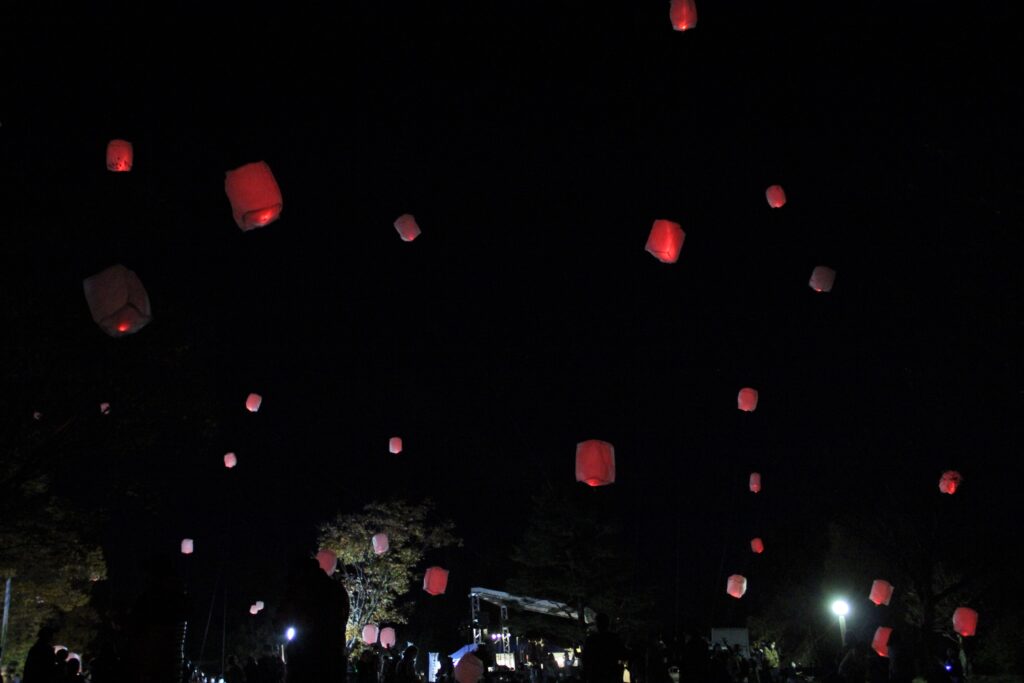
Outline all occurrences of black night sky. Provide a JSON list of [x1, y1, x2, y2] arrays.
[[2, 0, 1021, 664]]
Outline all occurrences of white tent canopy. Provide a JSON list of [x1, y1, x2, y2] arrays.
[[470, 587, 596, 624]]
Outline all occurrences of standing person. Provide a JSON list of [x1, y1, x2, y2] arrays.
[[279, 553, 351, 683], [582, 614, 627, 683], [396, 646, 419, 683], [22, 626, 57, 683]]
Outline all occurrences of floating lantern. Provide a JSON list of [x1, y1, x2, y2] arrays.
[[424, 566, 449, 596], [394, 214, 421, 242], [380, 627, 397, 649], [246, 393, 262, 413], [575, 440, 616, 487], [372, 533, 390, 555], [870, 580, 894, 606], [726, 574, 747, 599], [255, 601, 264, 611], [455, 653, 484, 683], [871, 627, 892, 657], [645, 219, 685, 264], [32, 411, 42, 421], [737, 388, 759, 412], [765, 185, 786, 208], [106, 139, 133, 172], [953, 607, 978, 637], [224, 161, 282, 231], [809, 266, 836, 293], [750, 538, 764, 554], [362, 624, 379, 645], [317, 549, 338, 576], [389, 437, 403, 454], [181, 538, 194, 555], [249, 605, 259, 615], [749, 472, 762, 493], [99, 402, 111, 415], [669, 0, 697, 31], [939, 471, 962, 495], [83, 264, 152, 336], [223, 452, 237, 469]]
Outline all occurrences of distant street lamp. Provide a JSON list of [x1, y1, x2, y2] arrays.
[[831, 600, 850, 647]]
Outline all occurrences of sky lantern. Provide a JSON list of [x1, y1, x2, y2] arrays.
[[809, 266, 836, 293], [765, 185, 786, 208], [749, 472, 762, 493], [939, 470, 962, 494], [246, 393, 262, 413], [83, 264, 152, 337], [424, 567, 449, 596], [953, 607, 978, 637], [871, 627, 893, 657], [223, 452, 237, 469], [255, 601, 264, 611], [249, 605, 259, 615], [669, 0, 697, 31], [99, 402, 111, 415], [870, 580, 894, 606], [750, 538, 764, 554], [362, 624, 379, 645], [317, 549, 338, 576], [224, 161, 282, 231], [372, 533, 389, 555], [106, 139, 133, 172], [33, 411, 42, 421], [737, 388, 759, 412], [726, 574, 747, 599], [389, 437, 403, 454], [455, 653, 484, 683], [181, 538, 194, 555], [394, 214, 421, 242], [645, 219, 685, 264], [575, 440, 616, 487], [380, 627, 397, 649]]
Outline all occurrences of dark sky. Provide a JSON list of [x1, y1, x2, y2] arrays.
[[3, 0, 1021, 658]]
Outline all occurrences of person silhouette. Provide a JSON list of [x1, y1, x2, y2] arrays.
[[582, 614, 627, 683], [279, 553, 350, 683], [22, 625, 57, 683]]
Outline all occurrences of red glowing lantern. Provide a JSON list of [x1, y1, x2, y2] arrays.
[[181, 538, 194, 555], [737, 388, 759, 412], [575, 440, 616, 487], [246, 393, 262, 413], [750, 538, 764, 554], [669, 0, 697, 31], [224, 161, 282, 231], [749, 472, 761, 493], [389, 437, 403, 454], [765, 185, 786, 208], [870, 580, 894, 606], [394, 214, 421, 242], [373, 533, 390, 555], [380, 627, 397, 649], [726, 574, 747, 599], [224, 452, 237, 469], [317, 549, 338, 576], [871, 627, 892, 657], [455, 653, 484, 683], [362, 624, 379, 645], [953, 607, 978, 637], [939, 470, 962, 495], [645, 219, 685, 264], [106, 139, 133, 172], [83, 264, 152, 336], [423, 566, 449, 596], [809, 266, 836, 293]]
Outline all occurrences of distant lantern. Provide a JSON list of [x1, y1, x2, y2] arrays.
[[765, 185, 786, 208], [749, 472, 762, 493], [99, 402, 111, 415], [394, 214, 421, 242], [372, 533, 390, 555], [809, 266, 836, 293], [455, 653, 484, 683], [726, 574, 747, 599], [181, 538, 194, 555], [870, 580, 894, 606], [380, 627, 397, 649], [317, 549, 338, 576], [224, 452, 238, 469], [389, 437, 403, 454], [575, 440, 616, 487], [423, 566, 449, 596], [249, 605, 259, 615], [939, 470, 962, 495], [953, 607, 978, 637], [750, 538, 764, 554], [224, 161, 282, 231], [33, 411, 43, 421], [255, 601, 264, 611], [245, 393, 262, 413], [669, 0, 697, 31], [871, 627, 893, 657], [737, 388, 759, 412], [362, 624, 379, 645], [645, 219, 685, 264], [106, 139, 133, 172], [83, 264, 153, 336]]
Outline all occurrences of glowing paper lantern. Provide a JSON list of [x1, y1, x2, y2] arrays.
[[575, 440, 616, 487], [372, 533, 390, 555], [317, 549, 338, 576], [870, 580, 894, 606], [255, 601, 264, 611], [737, 388, 759, 412], [32, 411, 42, 421], [380, 627, 397, 649], [249, 605, 259, 615], [809, 266, 836, 293], [765, 185, 786, 208], [939, 470, 962, 495], [245, 393, 262, 413], [106, 139, 133, 172], [83, 264, 152, 336], [953, 607, 978, 637], [645, 219, 685, 264], [871, 627, 892, 657], [423, 566, 449, 596], [223, 452, 238, 469], [750, 538, 764, 554], [99, 402, 111, 415], [181, 538, 194, 555], [455, 653, 484, 683], [749, 472, 762, 493], [726, 574, 747, 599], [669, 0, 697, 31], [389, 437, 403, 454], [394, 214, 421, 242], [362, 624, 379, 645], [224, 161, 282, 231]]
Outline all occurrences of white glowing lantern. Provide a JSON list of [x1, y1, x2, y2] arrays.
[[380, 627, 397, 649], [181, 538, 194, 555], [373, 533, 390, 555], [255, 600, 265, 611], [246, 393, 262, 412], [224, 452, 238, 468], [362, 623, 380, 645], [249, 605, 259, 615], [394, 214, 422, 242]]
